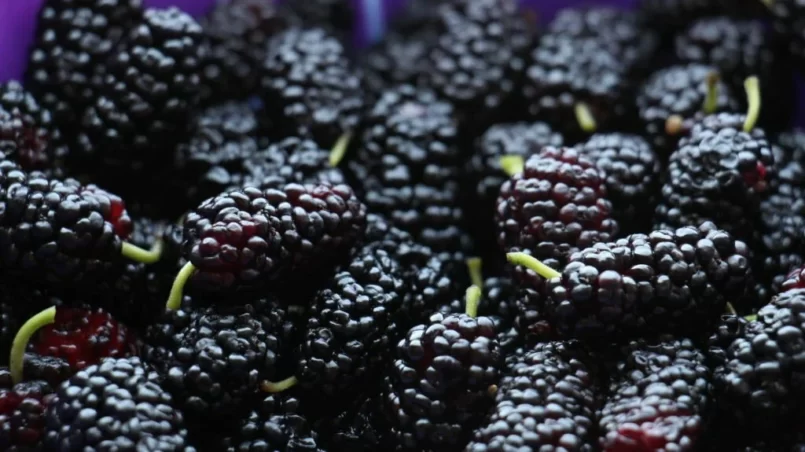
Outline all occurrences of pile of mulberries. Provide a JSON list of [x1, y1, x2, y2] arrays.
[[0, 0, 803, 450]]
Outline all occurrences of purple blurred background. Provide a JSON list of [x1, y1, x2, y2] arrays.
[[0, 0, 636, 83]]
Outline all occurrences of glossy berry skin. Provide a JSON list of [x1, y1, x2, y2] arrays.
[[496, 147, 618, 271], [183, 182, 366, 293], [654, 113, 775, 242], [420, 0, 533, 132], [0, 368, 56, 451], [466, 341, 600, 451], [381, 312, 501, 450], [708, 289, 805, 440], [754, 131, 805, 298], [199, 0, 295, 104], [548, 7, 659, 78], [296, 246, 405, 397], [260, 27, 363, 148], [145, 301, 287, 424], [79, 7, 206, 165], [523, 34, 628, 141], [240, 136, 347, 191], [575, 133, 661, 235], [675, 17, 796, 134], [0, 81, 67, 176], [636, 64, 738, 158], [174, 101, 262, 206], [348, 85, 469, 262], [44, 357, 192, 450], [0, 160, 133, 285], [30, 306, 135, 373], [467, 121, 564, 262], [599, 336, 710, 452], [217, 392, 321, 451], [538, 223, 752, 341], [24, 0, 144, 132]]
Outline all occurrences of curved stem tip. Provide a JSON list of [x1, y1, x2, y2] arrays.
[[329, 132, 352, 167], [665, 115, 684, 136], [574, 102, 597, 133], [261, 376, 299, 393], [745, 314, 758, 322], [10, 306, 56, 385], [121, 239, 164, 264], [725, 302, 737, 316], [166, 262, 197, 311], [743, 76, 761, 132], [465, 285, 482, 318], [499, 155, 525, 177], [506, 252, 561, 280], [702, 71, 721, 114], [466, 257, 483, 290]]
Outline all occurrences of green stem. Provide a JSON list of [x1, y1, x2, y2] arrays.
[[10, 306, 56, 384], [329, 132, 352, 167], [574, 102, 597, 133], [743, 76, 761, 132], [759, 0, 773, 9], [745, 314, 758, 322], [261, 376, 298, 393], [506, 252, 561, 280], [725, 302, 737, 316], [166, 262, 196, 311], [499, 155, 525, 177], [466, 257, 483, 290], [702, 71, 720, 114], [465, 285, 482, 318], [121, 239, 164, 264]]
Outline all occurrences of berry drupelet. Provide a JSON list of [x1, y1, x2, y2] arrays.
[[260, 27, 363, 148], [420, 0, 533, 132], [0, 81, 68, 176], [379, 287, 502, 450], [78, 7, 207, 170], [466, 341, 600, 451], [199, 0, 295, 104], [674, 17, 796, 133], [753, 130, 805, 301], [240, 136, 347, 191], [43, 357, 193, 450], [523, 33, 628, 141], [548, 6, 659, 79], [170, 181, 366, 303], [654, 82, 774, 242], [0, 159, 168, 287], [218, 392, 321, 451], [575, 133, 662, 235], [708, 289, 805, 441], [291, 245, 406, 398], [636, 64, 738, 158], [0, 368, 56, 451], [24, 0, 144, 134], [361, 6, 438, 97], [599, 336, 710, 451], [514, 221, 753, 341], [495, 147, 618, 273], [347, 84, 470, 263], [146, 301, 289, 424], [316, 395, 389, 451], [467, 121, 564, 264], [27, 306, 135, 374], [173, 101, 262, 207]]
